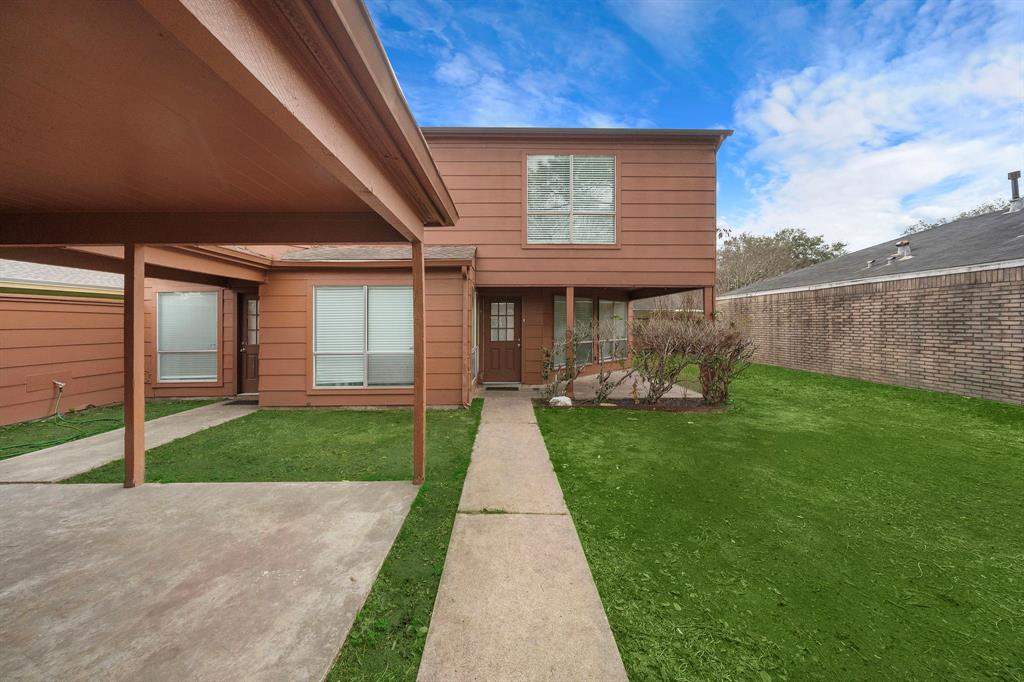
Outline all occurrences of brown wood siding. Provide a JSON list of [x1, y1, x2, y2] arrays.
[[0, 294, 124, 426], [425, 138, 718, 289], [258, 267, 471, 408], [0, 278, 237, 426]]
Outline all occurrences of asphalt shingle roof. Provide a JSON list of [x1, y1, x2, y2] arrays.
[[724, 208, 1024, 297], [0, 259, 123, 290], [280, 245, 476, 261]]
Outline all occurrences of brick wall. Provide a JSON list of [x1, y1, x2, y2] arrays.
[[718, 266, 1024, 405]]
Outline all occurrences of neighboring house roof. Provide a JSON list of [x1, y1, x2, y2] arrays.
[[0, 259, 123, 291], [723, 208, 1024, 298], [279, 245, 476, 262]]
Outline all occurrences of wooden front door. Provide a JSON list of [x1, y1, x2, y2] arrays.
[[239, 294, 260, 393], [482, 297, 521, 383]]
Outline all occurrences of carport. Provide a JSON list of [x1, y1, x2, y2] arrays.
[[0, 0, 457, 486]]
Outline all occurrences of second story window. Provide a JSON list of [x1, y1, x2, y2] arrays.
[[527, 154, 615, 244]]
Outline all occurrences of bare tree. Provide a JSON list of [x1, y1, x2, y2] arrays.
[[902, 199, 1009, 235]]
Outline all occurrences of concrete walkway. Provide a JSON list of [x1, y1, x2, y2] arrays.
[[0, 402, 257, 482], [0, 481, 416, 681], [418, 392, 627, 681]]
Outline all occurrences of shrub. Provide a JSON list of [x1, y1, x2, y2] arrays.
[[591, 316, 634, 403], [695, 321, 755, 405], [539, 324, 586, 401], [630, 315, 703, 404], [631, 313, 754, 406]]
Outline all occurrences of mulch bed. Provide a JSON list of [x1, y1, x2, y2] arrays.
[[534, 398, 726, 413]]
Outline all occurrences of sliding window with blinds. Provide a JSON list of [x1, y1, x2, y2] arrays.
[[313, 286, 413, 388], [527, 154, 615, 244], [157, 291, 218, 382]]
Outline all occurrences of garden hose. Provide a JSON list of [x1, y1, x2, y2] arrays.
[[0, 381, 122, 454]]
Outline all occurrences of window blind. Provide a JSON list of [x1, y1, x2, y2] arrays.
[[157, 291, 218, 382], [527, 154, 615, 244], [313, 286, 413, 388], [367, 287, 413, 386]]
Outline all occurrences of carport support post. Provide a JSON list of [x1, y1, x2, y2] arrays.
[[123, 243, 146, 488], [703, 286, 715, 321], [565, 286, 575, 399], [412, 240, 426, 485]]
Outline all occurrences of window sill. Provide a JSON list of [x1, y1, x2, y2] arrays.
[[154, 379, 221, 387], [307, 386, 413, 396], [522, 242, 621, 250]]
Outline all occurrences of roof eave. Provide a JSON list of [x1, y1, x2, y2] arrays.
[[300, 0, 458, 227], [422, 126, 733, 150]]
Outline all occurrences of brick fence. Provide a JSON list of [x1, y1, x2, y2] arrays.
[[718, 266, 1024, 405]]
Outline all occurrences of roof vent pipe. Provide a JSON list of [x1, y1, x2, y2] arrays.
[[1009, 171, 1023, 213], [896, 239, 912, 259], [865, 258, 876, 269]]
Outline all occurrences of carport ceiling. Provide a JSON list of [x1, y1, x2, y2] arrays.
[[0, 0, 369, 213]]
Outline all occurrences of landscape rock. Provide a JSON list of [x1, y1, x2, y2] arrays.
[[549, 396, 572, 408]]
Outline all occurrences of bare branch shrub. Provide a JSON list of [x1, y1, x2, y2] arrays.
[[695, 320, 755, 405], [630, 314, 702, 404], [539, 325, 585, 401], [631, 312, 754, 406], [591, 316, 633, 403]]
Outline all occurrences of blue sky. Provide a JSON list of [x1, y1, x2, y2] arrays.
[[368, 0, 1024, 249]]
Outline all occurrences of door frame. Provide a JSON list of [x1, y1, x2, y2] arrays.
[[480, 294, 522, 384], [236, 291, 260, 393]]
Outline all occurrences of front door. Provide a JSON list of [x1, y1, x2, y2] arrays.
[[482, 297, 521, 383], [239, 294, 260, 393]]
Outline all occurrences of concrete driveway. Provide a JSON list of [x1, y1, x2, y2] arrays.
[[0, 481, 416, 681]]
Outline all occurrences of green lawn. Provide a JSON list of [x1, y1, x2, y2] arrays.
[[536, 365, 1024, 681], [66, 402, 484, 681], [0, 399, 219, 460]]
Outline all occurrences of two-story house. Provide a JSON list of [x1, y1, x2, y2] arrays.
[[252, 126, 728, 408], [1, 126, 729, 424]]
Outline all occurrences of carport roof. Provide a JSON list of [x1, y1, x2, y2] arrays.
[[723, 208, 1024, 298]]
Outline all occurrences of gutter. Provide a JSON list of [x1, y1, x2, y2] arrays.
[[421, 127, 733, 151], [719, 257, 1024, 300]]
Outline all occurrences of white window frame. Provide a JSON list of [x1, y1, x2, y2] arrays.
[[526, 154, 616, 245], [312, 285, 414, 389], [156, 291, 219, 383]]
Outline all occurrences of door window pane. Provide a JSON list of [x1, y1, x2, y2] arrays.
[[490, 301, 515, 342]]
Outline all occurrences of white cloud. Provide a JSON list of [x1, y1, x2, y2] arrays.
[[733, 0, 1024, 249], [434, 53, 479, 87], [606, 0, 716, 63]]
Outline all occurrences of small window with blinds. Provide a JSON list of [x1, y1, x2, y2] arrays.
[[313, 286, 413, 388], [157, 291, 218, 382], [527, 154, 615, 244]]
